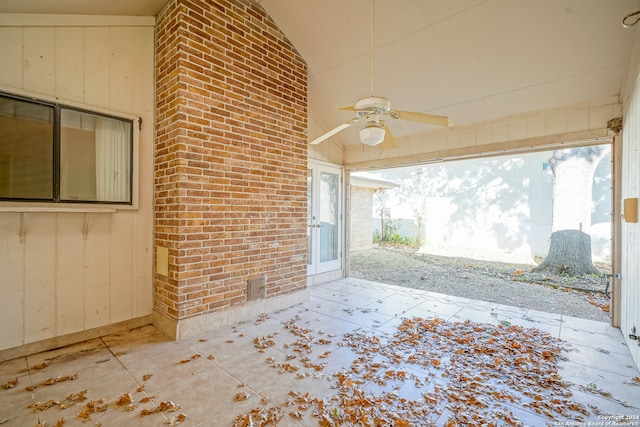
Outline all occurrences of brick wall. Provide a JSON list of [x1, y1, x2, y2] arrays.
[[154, 0, 308, 330], [350, 186, 375, 251]]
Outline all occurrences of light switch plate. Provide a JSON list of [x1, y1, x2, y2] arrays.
[[623, 198, 638, 223]]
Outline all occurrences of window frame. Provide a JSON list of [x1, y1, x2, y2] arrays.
[[0, 91, 138, 209]]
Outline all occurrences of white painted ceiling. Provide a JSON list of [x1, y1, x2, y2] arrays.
[[3, 0, 638, 147], [261, 0, 639, 146]]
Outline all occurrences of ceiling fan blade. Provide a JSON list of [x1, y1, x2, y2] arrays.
[[380, 123, 397, 151], [392, 110, 453, 127], [338, 105, 357, 111], [308, 116, 362, 145]]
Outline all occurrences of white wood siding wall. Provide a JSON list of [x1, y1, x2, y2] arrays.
[[308, 113, 344, 165], [621, 22, 640, 367], [343, 98, 621, 169], [0, 15, 155, 355]]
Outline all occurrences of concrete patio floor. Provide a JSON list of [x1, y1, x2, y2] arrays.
[[1, 277, 639, 426]]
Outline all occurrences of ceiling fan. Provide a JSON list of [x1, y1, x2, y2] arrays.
[[309, 0, 453, 151]]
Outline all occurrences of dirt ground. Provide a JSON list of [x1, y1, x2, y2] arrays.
[[349, 245, 611, 323]]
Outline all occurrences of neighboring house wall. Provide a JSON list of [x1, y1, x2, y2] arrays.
[[373, 150, 611, 264], [0, 15, 155, 359], [350, 186, 375, 251], [346, 97, 621, 263], [620, 21, 640, 368], [154, 0, 308, 339]]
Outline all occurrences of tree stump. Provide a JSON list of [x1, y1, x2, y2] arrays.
[[532, 230, 600, 276]]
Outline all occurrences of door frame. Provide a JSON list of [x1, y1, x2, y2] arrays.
[[611, 135, 622, 327], [307, 160, 344, 276]]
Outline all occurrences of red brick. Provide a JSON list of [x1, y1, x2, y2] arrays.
[[154, 0, 307, 323]]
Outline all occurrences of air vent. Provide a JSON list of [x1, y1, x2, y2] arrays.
[[247, 277, 266, 301]]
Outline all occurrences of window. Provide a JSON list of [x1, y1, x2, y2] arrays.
[[0, 92, 133, 204]]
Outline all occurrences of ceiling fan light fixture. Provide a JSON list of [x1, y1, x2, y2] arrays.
[[305, 0, 452, 149], [359, 125, 385, 146]]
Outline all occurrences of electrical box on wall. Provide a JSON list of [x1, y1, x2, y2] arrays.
[[156, 246, 169, 277], [623, 198, 638, 223]]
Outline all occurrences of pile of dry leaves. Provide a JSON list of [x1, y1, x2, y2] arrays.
[[233, 315, 617, 427], [3, 360, 186, 426]]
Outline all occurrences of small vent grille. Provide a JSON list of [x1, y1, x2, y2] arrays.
[[247, 277, 266, 301]]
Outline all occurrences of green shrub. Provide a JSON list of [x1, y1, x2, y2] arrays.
[[373, 219, 418, 247]]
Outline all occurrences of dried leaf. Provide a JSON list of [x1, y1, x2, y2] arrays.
[[624, 376, 640, 386], [158, 401, 179, 412], [140, 408, 158, 416], [65, 390, 88, 402], [165, 412, 187, 425], [240, 414, 253, 427], [234, 392, 251, 401], [115, 393, 132, 406], [77, 408, 92, 419], [42, 373, 78, 386], [289, 410, 303, 419], [36, 399, 60, 411], [2, 378, 18, 389], [32, 361, 50, 370], [140, 401, 178, 416]]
